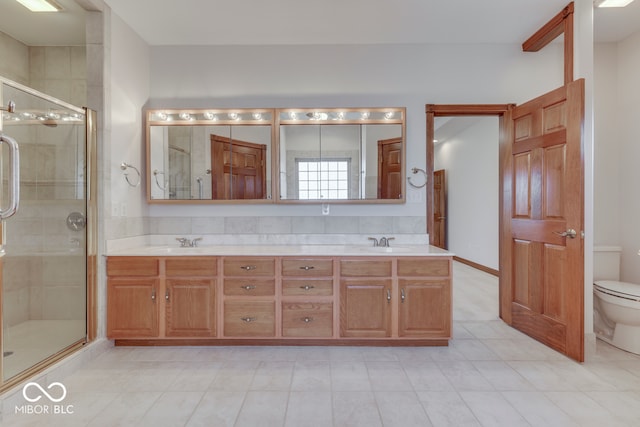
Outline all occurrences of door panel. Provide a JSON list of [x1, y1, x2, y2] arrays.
[[433, 169, 447, 249], [501, 79, 584, 362], [377, 137, 403, 199], [211, 135, 266, 200]]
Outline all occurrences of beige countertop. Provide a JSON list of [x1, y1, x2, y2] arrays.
[[106, 244, 453, 257]]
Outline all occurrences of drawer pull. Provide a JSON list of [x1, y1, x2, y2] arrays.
[[241, 317, 257, 323], [240, 265, 257, 271], [300, 285, 316, 291], [302, 317, 314, 323], [240, 285, 256, 291], [299, 266, 315, 271]]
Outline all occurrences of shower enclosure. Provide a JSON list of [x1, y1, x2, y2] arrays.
[[0, 76, 95, 389]]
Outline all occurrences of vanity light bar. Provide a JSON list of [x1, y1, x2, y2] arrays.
[[148, 109, 273, 124], [278, 109, 404, 124]]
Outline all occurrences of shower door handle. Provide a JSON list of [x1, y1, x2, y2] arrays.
[[0, 134, 20, 219]]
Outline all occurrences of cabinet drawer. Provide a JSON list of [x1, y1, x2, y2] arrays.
[[224, 301, 275, 337], [223, 258, 275, 276], [397, 258, 450, 277], [282, 279, 333, 296], [223, 278, 275, 296], [282, 259, 333, 277], [107, 257, 159, 277], [165, 257, 217, 277], [282, 302, 333, 337], [340, 259, 392, 277]]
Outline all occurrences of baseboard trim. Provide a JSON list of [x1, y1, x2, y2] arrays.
[[454, 256, 499, 277]]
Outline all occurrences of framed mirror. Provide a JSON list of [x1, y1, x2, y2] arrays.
[[146, 109, 274, 203], [276, 108, 405, 203]]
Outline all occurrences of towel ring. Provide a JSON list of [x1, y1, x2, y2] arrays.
[[120, 162, 141, 187], [153, 169, 166, 190], [407, 167, 427, 189]]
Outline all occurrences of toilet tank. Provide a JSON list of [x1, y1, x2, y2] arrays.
[[594, 246, 621, 281]]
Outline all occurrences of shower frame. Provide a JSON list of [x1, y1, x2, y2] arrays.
[[0, 76, 97, 393]]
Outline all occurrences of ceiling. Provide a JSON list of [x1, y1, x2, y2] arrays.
[[1, 0, 639, 46]]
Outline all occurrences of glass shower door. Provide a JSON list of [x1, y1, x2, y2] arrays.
[[1, 78, 88, 382]]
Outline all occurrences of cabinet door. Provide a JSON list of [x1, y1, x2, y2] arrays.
[[398, 279, 451, 338], [107, 278, 159, 338], [165, 279, 216, 337], [340, 279, 391, 337]]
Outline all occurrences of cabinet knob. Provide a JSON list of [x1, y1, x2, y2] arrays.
[[387, 289, 391, 303], [302, 317, 314, 323], [240, 265, 257, 271], [300, 285, 315, 291], [240, 285, 256, 291], [165, 290, 170, 301], [401, 288, 405, 303], [241, 317, 257, 323], [299, 266, 315, 271], [151, 290, 156, 301]]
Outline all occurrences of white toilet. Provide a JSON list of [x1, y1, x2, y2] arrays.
[[593, 247, 640, 354]]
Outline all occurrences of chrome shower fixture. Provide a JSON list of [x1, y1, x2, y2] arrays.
[[1, 101, 16, 113]]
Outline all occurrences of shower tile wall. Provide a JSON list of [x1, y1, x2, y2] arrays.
[[0, 31, 29, 85], [29, 46, 86, 108]]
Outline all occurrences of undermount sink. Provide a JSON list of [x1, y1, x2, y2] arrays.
[[146, 246, 209, 254], [360, 246, 414, 253]]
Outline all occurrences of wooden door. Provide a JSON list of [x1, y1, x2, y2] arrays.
[[210, 135, 266, 199], [340, 279, 392, 337], [107, 278, 159, 338], [165, 279, 216, 337], [433, 169, 447, 249], [377, 137, 403, 199], [500, 79, 584, 361]]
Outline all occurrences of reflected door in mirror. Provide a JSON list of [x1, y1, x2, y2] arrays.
[[377, 137, 403, 199], [211, 135, 267, 199]]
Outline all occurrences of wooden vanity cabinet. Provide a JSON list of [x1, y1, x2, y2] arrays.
[[397, 259, 452, 338], [281, 258, 334, 338], [107, 256, 217, 339], [107, 253, 452, 345], [222, 257, 276, 338], [107, 257, 160, 338], [340, 259, 393, 338], [164, 258, 217, 337]]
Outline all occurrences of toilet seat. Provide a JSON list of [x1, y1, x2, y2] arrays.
[[594, 280, 640, 302]]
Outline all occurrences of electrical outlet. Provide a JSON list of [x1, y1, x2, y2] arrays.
[[322, 203, 330, 215], [112, 205, 119, 217], [120, 203, 127, 217]]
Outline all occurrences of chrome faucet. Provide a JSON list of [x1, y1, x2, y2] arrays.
[[379, 237, 395, 247], [368, 237, 395, 247], [176, 237, 202, 247]]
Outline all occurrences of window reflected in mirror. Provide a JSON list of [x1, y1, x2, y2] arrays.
[[277, 108, 405, 202]]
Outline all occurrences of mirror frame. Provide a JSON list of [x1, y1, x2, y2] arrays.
[[275, 107, 406, 204], [145, 108, 276, 204]]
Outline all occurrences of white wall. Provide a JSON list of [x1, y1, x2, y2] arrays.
[[616, 31, 640, 282], [142, 43, 563, 221], [108, 11, 150, 236], [434, 117, 499, 270]]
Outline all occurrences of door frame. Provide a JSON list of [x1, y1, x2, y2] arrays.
[[426, 104, 511, 250]]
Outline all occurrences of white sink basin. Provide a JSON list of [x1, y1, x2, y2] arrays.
[[146, 246, 209, 255], [360, 246, 415, 254]]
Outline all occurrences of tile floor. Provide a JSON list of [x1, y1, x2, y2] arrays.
[[3, 261, 640, 426]]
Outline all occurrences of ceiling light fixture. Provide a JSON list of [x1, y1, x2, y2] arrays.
[[14, 0, 62, 12], [595, 0, 635, 7]]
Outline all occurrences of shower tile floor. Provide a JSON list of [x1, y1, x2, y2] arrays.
[[2, 262, 640, 426], [3, 320, 86, 380]]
